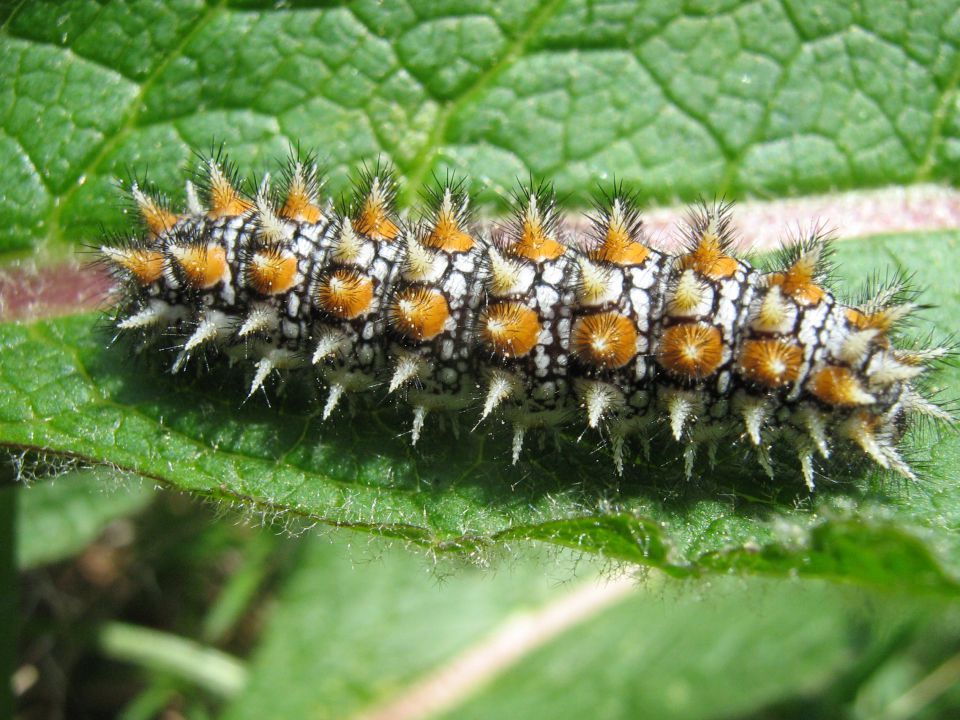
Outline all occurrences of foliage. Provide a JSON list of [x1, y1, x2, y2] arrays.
[[5, 1, 960, 717], [3, 234, 959, 593]]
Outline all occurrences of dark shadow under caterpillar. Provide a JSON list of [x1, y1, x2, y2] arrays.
[[95, 148, 955, 491]]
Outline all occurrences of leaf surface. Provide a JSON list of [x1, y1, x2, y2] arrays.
[[2, 1, 960, 255], [1, 2, 959, 592], [223, 535, 955, 720], [1, 232, 958, 592], [12, 467, 154, 568]]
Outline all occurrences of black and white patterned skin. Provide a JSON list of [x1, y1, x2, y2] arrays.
[[99, 151, 954, 490]]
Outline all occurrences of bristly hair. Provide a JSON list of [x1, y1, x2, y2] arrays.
[[166, 220, 210, 250], [163, 223, 214, 289], [94, 146, 957, 490], [356, 157, 398, 200], [681, 198, 738, 253], [102, 226, 157, 250], [769, 223, 837, 285], [586, 180, 646, 247], [502, 175, 562, 239], [278, 143, 325, 201], [421, 171, 473, 225], [114, 168, 175, 232], [246, 169, 277, 205], [86, 228, 155, 276], [851, 267, 923, 314], [332, 157, 397, 217], [896, 326, 959, 361], [191, 142, 249, 208]]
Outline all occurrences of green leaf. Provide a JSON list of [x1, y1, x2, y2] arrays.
[[430, 581, 959, 720], [11, 467, 154, 569], [222, 535, 958, 720], [2, 1, 960, 255], [1, 233, 958, 592], [222, 537, 591, 719], [2, 2, 960, 591], [5, 4, 960, 716]]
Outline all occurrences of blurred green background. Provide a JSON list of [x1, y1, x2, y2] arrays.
[[10, 469, 960, 719]]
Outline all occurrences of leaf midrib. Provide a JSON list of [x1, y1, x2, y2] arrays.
[[36, 1, 229, 250]]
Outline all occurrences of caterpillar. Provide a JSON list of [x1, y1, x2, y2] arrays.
[[96, 148, 953, 491]]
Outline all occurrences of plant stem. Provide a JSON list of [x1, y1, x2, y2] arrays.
[[97, 621, 248, 699], [201, 531, 278, 644], [882, 649, 960, 720]]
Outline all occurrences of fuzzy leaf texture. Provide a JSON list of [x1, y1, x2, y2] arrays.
[[2, 0, 960, 592]]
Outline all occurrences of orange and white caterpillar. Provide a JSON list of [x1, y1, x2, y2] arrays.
[[97, 148, 954, 490]]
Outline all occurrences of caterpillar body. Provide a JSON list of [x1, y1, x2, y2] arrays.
[[97, 149, 953, 490]]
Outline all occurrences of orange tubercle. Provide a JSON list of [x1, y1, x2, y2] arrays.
[[768, 252, 826, 306], [738, 339, 803, 388], [105, 247, 165, 285], [572, 312, 638, 369], [509, 218, 565, 262], [390, 287, 450, 341], [138, 200, 177, 238], [170, 244, 227, 289], [316, 268, 375, 319], [280, 189, 323, 224], [589, 222, 649, 266], [355, 194, 399, 242], [845, 308, 868, 328], [423, 210, 474, 252], [677, 233, 737, 279], [657, 322, 724, 378], [845, 307, 899, 335], [207, 176, 252, 219], [845, 307, 892, 350], [808, 366, 875, 406], [479, 302, 541, 358], [768, 272, 825, 306], [247, 248, 298, 295]]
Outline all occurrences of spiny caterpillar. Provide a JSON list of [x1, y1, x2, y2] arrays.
[[97, 148, 954, 491]]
